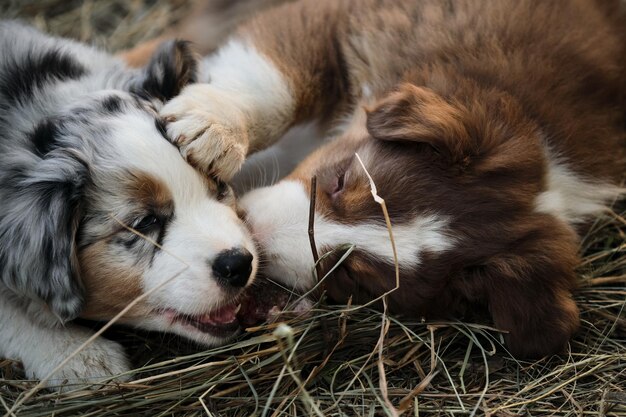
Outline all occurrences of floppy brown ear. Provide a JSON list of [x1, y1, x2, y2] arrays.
[[468, 216, 581, 358], [366, 83, 472, 163]]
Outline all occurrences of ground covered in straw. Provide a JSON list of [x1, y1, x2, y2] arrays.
[[1, 1, 625, 416]]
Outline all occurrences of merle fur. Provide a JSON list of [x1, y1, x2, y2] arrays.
[[0, 21, 198, 322], [0, 48, 87, 106]]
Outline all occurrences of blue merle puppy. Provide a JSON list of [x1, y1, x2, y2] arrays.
[[0, 21, 259, 389]]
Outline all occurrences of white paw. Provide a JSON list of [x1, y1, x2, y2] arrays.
[[24, 337, 131, 391], [160, 83, 250, 181]]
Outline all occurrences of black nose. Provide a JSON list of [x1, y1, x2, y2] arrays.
[[212, 247, 253, 288]]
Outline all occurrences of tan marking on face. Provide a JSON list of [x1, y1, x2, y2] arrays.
[[123, 171, 174, 214], [79, 240, 150, 320]]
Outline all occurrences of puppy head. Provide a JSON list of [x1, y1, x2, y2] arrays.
[[242, 83, 580, 356], [0, 42, 257, 346], [240, 94, 463, 295]]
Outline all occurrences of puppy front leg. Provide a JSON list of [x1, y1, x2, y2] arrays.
[[161, 0, 354, 180], [0, 295, 130, 391]]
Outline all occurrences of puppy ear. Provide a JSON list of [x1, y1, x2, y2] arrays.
[[131, 39, 198, 102], [366, 83, 473, 163], [0, 120, 88, 322], [467, 216, 581, 358]]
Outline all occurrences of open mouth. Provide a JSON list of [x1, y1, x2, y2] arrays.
[[162, 279, 312, 339], [164, 302, 242, 338]]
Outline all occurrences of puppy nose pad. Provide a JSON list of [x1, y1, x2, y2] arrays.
[[212, 247, 254, 288]]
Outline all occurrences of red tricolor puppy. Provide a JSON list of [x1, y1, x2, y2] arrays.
[[162, 0, 626, 358]]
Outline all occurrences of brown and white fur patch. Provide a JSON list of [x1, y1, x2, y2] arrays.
[[162, 0, 626, 358]]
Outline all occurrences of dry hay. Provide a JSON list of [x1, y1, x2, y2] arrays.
[[1, 214, 624, 416], [0, 1, 625, 416]]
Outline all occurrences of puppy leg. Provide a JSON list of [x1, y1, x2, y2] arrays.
[[161, 0, 355, 180], [0, 295, 130, 391]]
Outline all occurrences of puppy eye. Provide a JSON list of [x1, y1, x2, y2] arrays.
[[133, 214, 161, 231], [216, 179, 231, 201], [332, 171, 346, 197]]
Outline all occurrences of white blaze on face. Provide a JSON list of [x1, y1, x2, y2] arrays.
[[241, 180, 454, 292], [107, 111, 257, 317]]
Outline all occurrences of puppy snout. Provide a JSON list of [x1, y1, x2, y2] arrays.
[[212, 247, 253, 288]]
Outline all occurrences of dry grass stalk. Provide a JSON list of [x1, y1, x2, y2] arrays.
[[354, 152, 402, 416], [308, 177, 321, 275]]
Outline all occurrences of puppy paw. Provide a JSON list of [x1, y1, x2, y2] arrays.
[[24, 336, 131, 391], [161, 83, 250, 180]]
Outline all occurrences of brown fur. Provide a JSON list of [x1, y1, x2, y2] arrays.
[[79, 241, 148, 320], [230, 0, 626, 358], [123, 171, 175, 215], [242, 0, 625, 180]]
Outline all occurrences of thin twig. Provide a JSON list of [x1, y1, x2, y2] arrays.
[[308, 176, 323, 287], [308, 175, 333, 357]]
